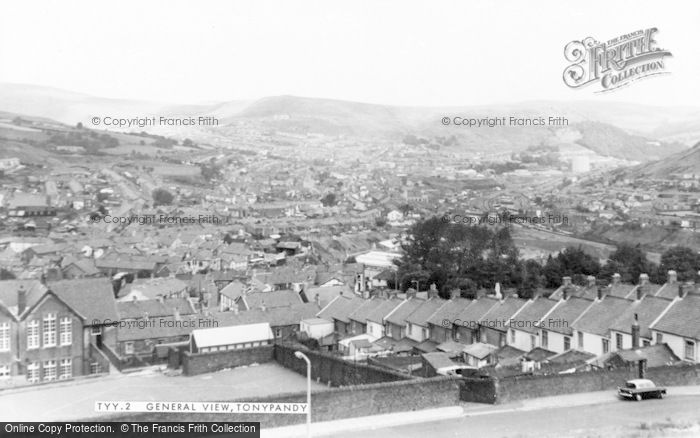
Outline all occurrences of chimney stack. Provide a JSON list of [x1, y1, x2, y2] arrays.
[[428, 283, 438, 299], [562, 276, 572, 287], [450, 288, 461, 300], [612, 273, 621, 285], [631, 313, 640, 349], [587, 275, 596, 288], [597, 284, 605, 301], [639, 273, 649, 286], [17, 285, 27, 316], [678, 282, 691, 299], [667, 270, 677, 285], [562, 284, 571, 300]]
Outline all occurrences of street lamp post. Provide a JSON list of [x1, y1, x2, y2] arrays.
[[294, 351, 311, 438]]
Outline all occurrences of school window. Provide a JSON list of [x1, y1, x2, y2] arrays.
[[615, 333, 623, 350], [0, 364, 10, 378], [0, 322, 10, 352], [602, 339, 610, 354], [510, 329, 516, 344], [656, 333, 663, 344], [685, 340, 696, 360], [60, 317, 72, 346], [27, 362, 40, 383], [43, 360, 57, 381], [578, 332, 584, 349], [27, 320, 39, 349], [541, 330, 548, 349], [564, 336, 571, 351], [43, 314, 57, 347], [124, 342, 134, 355], [59, 359, 72, 380]]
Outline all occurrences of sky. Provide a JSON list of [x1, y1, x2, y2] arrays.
[[0, 0, 698, 106]]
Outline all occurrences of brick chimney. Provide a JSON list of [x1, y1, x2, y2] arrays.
[[587, 275, 596, 288], [596, 284, 606, 301], [667, 270, 677, 285], [428, 283, 439, 299], [639, 273, 649, 286], [631, 313, 640, 349], [612, 273, 621, 285], [17, 285, 27, 316], [562, 276, 572, 287], [679, 282, 691, 299]]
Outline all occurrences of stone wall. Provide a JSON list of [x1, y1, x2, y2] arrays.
[[182, 346, 274, 376]]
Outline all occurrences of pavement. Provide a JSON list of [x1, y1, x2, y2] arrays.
[[263, 385, 700, 438]]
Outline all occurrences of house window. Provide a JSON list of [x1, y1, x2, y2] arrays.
[[274, 328, 282, 338], [60, 317, 72, 346], [59, 359, 72, 380], [530, 335, 536, 350], [510, 329, 516, 344], [564, 336, 571, 351], [656, 333, 663, 344], [27, 362, 40, 383], [602, 339, 610, 354], [0, 322, 9, 352], [615, 333, 623, 350], [27, 320, 39, 349], [578, 332, 584, 349], [124, 342, 134, 355], [43, 360, 57, 381], [685, 340, 696, 361], [0, 364, 10, 378], [43, 314, 57, 347], [541, 330, 548, 349]]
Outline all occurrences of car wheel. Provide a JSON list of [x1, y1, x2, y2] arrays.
[[635, 394, 642, 401]]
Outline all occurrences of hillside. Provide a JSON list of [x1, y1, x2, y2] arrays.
[[621, 141, 700, 178]]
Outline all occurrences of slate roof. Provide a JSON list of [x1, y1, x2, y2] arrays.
[[239, 289, 303, 310], [426, 298, 472, 327], [348, 298, 383, 324], [384, 298, 425, 326], [422, 352, 457, 370], [609, 295, 673, 339], [572, 296, 633, 337], [478, 297, 529, 332], [525, 347, 557, 362], [462, 342, 498, 359], [406, 298, 447, 326], [454, 297, 500, 329], [539, 297, 593, 335], [48, 278, 119, 323], [651, 294, 700, 339], [117, 297, 195, 320], [0, 279, 48, 318], [651, 282, 678, 300], [317, 295, 364, 324], [212, 303, 320, 328], [509, 297, 559, 334], [305, 285, 353, 308], [364, 298, 404, 324]]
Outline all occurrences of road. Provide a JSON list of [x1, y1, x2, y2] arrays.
[[330, 394, 700, 438], [0, 363, 324, 422]]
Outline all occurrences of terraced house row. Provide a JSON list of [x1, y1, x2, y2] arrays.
[[315, 270, 700, 366]]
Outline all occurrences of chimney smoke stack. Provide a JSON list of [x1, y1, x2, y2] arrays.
[[587, 275, 596, 288], [612, 273, 621, 285], [639, 273, 649, 286], [667, 270, 677, 285], [631, 313, 640, 349], [17, 285, 27, 316]]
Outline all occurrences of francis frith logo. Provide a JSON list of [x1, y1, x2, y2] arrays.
[[563, 28, 672, 92]]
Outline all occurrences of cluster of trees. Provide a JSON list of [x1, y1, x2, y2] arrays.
[[396, 217, 700, 299], [152, 188, 174, 206], [45, 131, 119, 151]]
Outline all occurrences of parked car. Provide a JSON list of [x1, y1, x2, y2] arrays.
[[617, 379, 666, 401]]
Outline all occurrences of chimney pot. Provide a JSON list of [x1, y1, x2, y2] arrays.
[[612, 273, 621, 285], [596, 285, 606, 301], [639, 273, 649, 286], [631, 313, 640, 349], [667, 270, 677, 284], [587, 275, 596, 288], [562, 276, 572, 286]]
